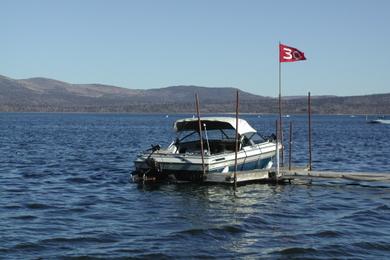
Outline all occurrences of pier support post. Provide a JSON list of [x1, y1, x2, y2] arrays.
[[308, 92, 312, 171], [234, 90, 239, 190], [289, 121, 292, 171], [195, 94, 206, 179], [275, 120, 280, 177]]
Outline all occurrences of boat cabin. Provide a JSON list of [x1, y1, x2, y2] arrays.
[[170, 117, 267, 155]]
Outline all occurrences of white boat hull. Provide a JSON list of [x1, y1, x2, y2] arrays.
[[368, 119, 390, 124], [132, 142, 278, 182]]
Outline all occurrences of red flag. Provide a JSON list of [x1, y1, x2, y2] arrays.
[[279, 44, 306, 62]]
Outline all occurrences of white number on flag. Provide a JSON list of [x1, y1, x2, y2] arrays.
[[283, 47, 292, 60]]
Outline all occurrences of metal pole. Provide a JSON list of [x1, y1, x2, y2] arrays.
[[234, 90, 239, 190], [278, 46, 284, 167], [308, 92, 312, 171], [195, 93, 206, 179], [275, 120, 280, 177], [289, 121, 292, 171]]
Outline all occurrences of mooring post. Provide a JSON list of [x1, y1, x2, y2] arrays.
[[275, 119, 280, 177], [195, 93, 206, 179], [234, 90, 239, 190], [289, 121, 292, 171], [308, 92, 312, 171]]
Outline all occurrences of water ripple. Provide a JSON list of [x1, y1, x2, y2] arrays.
[[1, 114, 390, 259]]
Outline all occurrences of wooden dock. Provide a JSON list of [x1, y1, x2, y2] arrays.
[[283, 168, 390, 182], [204, 167, 390, 185]]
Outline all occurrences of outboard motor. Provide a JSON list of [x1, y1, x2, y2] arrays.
[[144, 144, 162, 173], [148, 144, 161, 152], [131, 144, 161, 183]]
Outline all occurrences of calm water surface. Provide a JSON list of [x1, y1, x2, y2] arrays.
[[1, 113, 390, 259]]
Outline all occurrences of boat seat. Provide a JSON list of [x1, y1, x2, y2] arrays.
[[215, 143, 225, 153]]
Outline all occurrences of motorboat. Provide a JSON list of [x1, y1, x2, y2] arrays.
[[368, 119, 390, 124], [367, 116, 390, 124], [131, 117, 279, 183]]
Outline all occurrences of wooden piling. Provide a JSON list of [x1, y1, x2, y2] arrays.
[[289, 121, 292, 171], [308, 92, 312, 171], [275, 120, 280, 177], [195, 93, 206, 178], [234, 90, 239, 190]]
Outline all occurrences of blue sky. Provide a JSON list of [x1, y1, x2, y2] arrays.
[[1, 0, 389, 96]]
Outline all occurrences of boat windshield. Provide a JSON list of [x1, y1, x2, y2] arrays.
[[246, 132, 271, 145], [174, 129, 267, 155], [177, 129, 236, 143]]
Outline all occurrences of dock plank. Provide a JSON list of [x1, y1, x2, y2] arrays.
[[202, 166, 390, 184], [283, 169, 390, 182]]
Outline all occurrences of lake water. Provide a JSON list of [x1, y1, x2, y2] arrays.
[[1, 113, 390, 259]]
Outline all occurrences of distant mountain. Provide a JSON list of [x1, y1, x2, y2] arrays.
[[0, 74, 389, 114], [0, 75, 270, 112]]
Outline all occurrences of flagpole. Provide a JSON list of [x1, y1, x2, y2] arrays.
[[278, 42, 283, 167], [278, 42, 306, 171]]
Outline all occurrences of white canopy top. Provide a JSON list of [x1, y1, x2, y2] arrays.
[[174, 117, 257, 135]]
